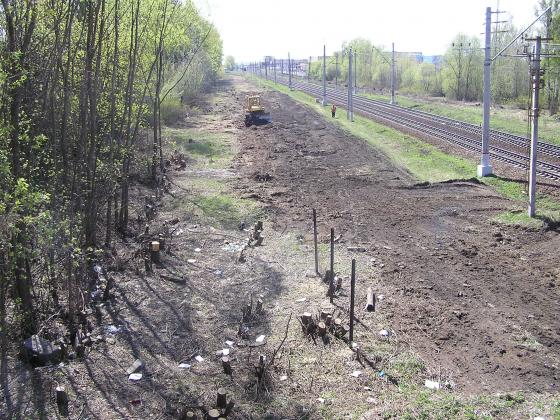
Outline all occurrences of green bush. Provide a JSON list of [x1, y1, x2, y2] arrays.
[[160, 97, 184, 126]]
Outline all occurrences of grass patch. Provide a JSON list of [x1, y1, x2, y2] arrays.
[[362, 92, 560, 146], [163, 127, 233, 167], [253, 76, 560, 225]]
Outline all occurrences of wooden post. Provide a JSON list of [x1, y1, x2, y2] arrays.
[[329, 228, 334, 302], [366, 287, 376, 312], [349, 259, 356, 343], [221, 356, 232, 375], [313, 209, 319, 275], [56, 386, 68, 413], [217, 388, 227, 409], [301, 312, 312, 325]]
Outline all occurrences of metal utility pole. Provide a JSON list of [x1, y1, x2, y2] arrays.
[[347, 48, 354, 121], [335, 52, 338, 88], [478, 6, 493, 177], [288, 53, 292, 90], [354, 50, 357, 93], [322, 45, 327, 105], [265, 60, 268, 79], [391, 43, 396, 104], [528, 36, 542, 218], [274, 58, 277, 83], [308, 56, 312, 82]]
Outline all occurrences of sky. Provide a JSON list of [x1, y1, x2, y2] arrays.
[[192, 0, 542, 63]]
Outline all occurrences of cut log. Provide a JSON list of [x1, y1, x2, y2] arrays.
[[216, 388, 227, 409], [325, 315, 333, 326], [366, 287, 376, 312], [56, 386, 68, 415], [221, 356, 232, 375]]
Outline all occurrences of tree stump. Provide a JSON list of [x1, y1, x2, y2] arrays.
[[182, 411, 195, 420], [56, 386, 68, 415], [317, 321, 326, 336], [216, 388, 227, 409], [221, 356, 232, 375], [150, 241, 160, 263], [207, 409, 220, 419]]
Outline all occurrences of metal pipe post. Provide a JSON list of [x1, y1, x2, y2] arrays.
[[478, 6, 493, 177], [322, 45, 327, 105], [329, 228, 334, 303], [391, 43, 396, 104], [528, 36, 542, 218], [349, 259, 356, 343], [313, 209, 319, 275]]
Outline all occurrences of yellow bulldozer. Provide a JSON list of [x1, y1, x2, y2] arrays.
[[244, 95, 271, 126]]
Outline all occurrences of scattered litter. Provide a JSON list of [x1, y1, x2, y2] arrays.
[[91, 289, 102, 299], [379, 329, 390, 337], [214, 270, 223, 276], [351, 370, 363, 377], [280, 375, 288, 381], [128, 373, 142, 381], [194, 248, 202, 252], [256, 335, 266, 343], [364, 386, 372, 391], [379, 263, 385, 268], [105, 325, 122, 334], [187, 259, 197, 264], [295, 298, 307, 302], [194, 355, 204, 362], [351, 342, 358, 349], [378, 294, 385, 301], [93, 265, 103, 274], [317, 398, 325, 404], [424, 379, 441, 390], [378, 370, 385, 378], [174, 229, 184, 236], [225, 340, 235, 347], [366, 397, 376, 404], [533, 417, 546, 420], [178, 363, 191, 369], [215, 348, 230, 356]]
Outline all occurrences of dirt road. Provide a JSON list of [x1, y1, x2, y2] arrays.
[[233, 76, 560, 394]]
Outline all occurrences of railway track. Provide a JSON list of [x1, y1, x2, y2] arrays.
[[264, 74, 560, 182]]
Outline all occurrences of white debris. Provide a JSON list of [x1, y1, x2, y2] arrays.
[[225, 340, 235, 347], [105, 325, 122, 334], [379, 329, 390, 337], [128, 373, 142, 381], [378, 294, 385, 301], [533, 417, 546, 420], [256, 335, 266, 343], [178, 363, 191, 369], [187, 259, 197, 264], [194, 355, 204, 362], [93, 265, 103, 274], [366, 397, 376, 404], [215, 348, 230, 356], [424, 379, 441, 390], [214, 270, 223, 276], [295, 298, 307, 302], [317, 398, 325, 404], [280, 375, 288, 381], [194, 248, 202, 252], [351, 370, 363, 377], [174, 228, 184, 236]]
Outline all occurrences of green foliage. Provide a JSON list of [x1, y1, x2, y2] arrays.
[[224, 55, 236, 71]]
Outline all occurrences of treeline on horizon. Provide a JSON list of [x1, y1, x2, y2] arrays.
[[0, 0, 222, 339]]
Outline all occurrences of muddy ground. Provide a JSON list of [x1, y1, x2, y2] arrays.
[[2, 75, 559, 419], [232, 76, 560, 394]]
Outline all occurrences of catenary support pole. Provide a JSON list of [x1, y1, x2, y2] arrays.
[[391, 43, 396, 104], [354, 51, 357, 93], [528, 36, 542, 218], [329, 228, 334, 303], [478, 6, 493, 177], [288, 53, 292, 90], [335, 52, 338, 88], [347, 48, 353, 121], [322, 45, 327, 105]]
